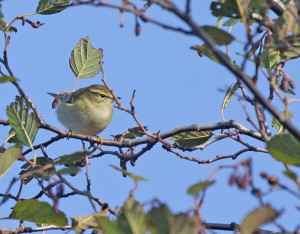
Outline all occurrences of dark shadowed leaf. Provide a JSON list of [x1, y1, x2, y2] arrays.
[[10, 200, 68, 226], [54, 151, 86, 165], [201, 26, 235, 45], [191, 44, 231, 64]]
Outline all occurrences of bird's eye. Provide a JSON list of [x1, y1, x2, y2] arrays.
[[99, 94, 106, 98]]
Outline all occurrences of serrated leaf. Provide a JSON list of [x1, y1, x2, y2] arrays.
[[10, 200, 68, 226], [267, 134, 300, 165], [240, 205, 279, 234], [200, 26, 235, 45], [72, 211, 107, 233], [6, 96, 38, 147], [54, 151, 86, 165], [187, 180, 215, 195], [171, 131, 212, 147], [36, 0, 70, 15], [0, 144, 22, 178], [221, 82, 239, 121], [191, 44, 231, 64], [110, 165, 148, 181], [0, 76, 18, 83], [271, 111, 293, 134], [148, 204, 196, 234], [69, 36, 103, 78]]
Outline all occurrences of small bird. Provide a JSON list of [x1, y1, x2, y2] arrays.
[[48, 84, 114, 135]]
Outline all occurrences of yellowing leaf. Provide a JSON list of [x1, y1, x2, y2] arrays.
[[240, 205, 279, 234], [72, 211, 107, 233]]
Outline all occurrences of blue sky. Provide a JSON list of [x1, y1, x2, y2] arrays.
[[1, 0, 300, 233]]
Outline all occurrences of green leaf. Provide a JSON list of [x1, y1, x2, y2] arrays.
[[200, 26, 235, 45], [6, 96, 39, 147], [240, 205, 279, 234], [274, 0, 300, 41], [95, 217, 123, 234], [223, 18, 240, 27], [118, 198, 148, 234], [110, 165, 148, 181], [171, 131, 212, 147], [54, 151, 86, 165], [282, 170, 298, 181], [0, 144, 22, 178], [0, 18, 17, 32], [0, 76, 18, 83], [69, 36, 103, 78], [123, 126, 147, 139], [266, 134, 300, 165], [271, 111, 293, 134], [36, 0, 70, 15], [148, 204, 196, 234], [55, 166, 80, 175], [72, 211, 107, 233], [210, 0, 240, 18], [221, 82, 239, 121], [191, 44, 231, 64], [10, 200, 68, 226], [187, 180, 215, 196], [261, 49, 281, 74]]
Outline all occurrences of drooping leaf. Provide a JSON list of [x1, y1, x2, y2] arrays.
[[36, 0, 70, 15], [223, 18, 240, 27], [266, 134, 300, 165], [148, 204, 196, 234], [72, 211, 107, 233], [123, 126, 147, 139], [271, 111, 293, 134], [0, 18, 17, 32], [69, 36, 103, 78], [200, 26, 235, 45], [110, 165, 148, 181], [0, 76, 18, 83], [6, 96, 39, 147], [221, 82, 239, 121], [282, 170, 298, 181], [261, 48, 281, 75], [54, 151, 86, 165], [118, 198, 148, 234], [0, 144, 22, 178], [10, 200, 68, 226], [187, 180, 215, 196], [240, 205, 279, 234], [171, 131, 212, 147], [191, 44, 231, 64]]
